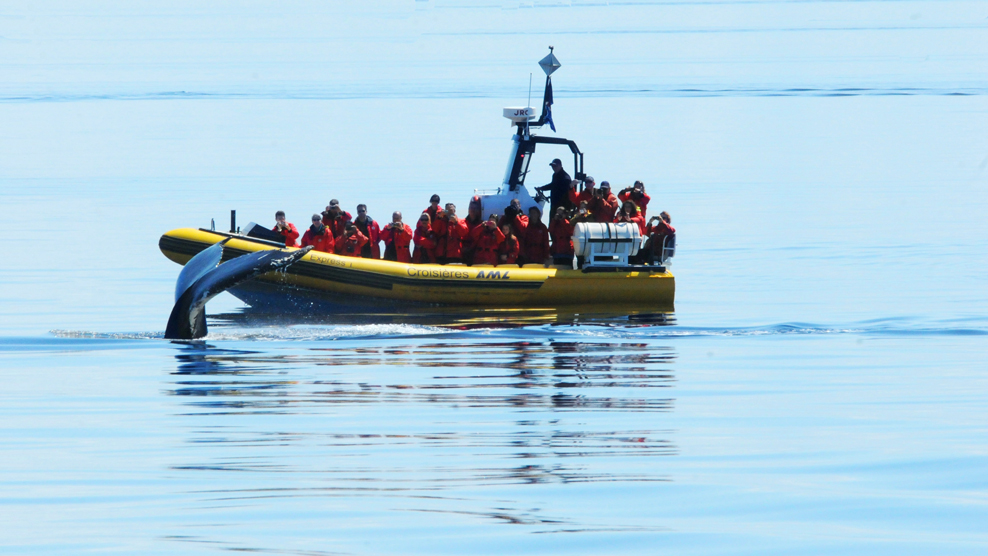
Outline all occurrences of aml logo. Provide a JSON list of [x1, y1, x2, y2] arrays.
[[475, 270, 510, 280]]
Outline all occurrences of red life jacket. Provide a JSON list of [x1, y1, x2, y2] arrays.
[[423, 205, 441, 232], [412, 223, 437, 264], [614, 212, 646, 235], [497, 213, 529, 237], [272, 222, 300, 247], [470, 224, 504, 266], [548, 218, 575, 256], [336, 229, 368, 258], [461, 215, 484, 255], [436, 217, 469, 260], [589, 193, 620, 223], [618, 191, 651, 219], [380, 223, 413, 263], [520, 222, 551, 264], [498, 235, 520, 265], [300, 224, 335, 254], [354, 217, 381, 259], [645, 221, 676, 256], [321, 211, 352, 239]]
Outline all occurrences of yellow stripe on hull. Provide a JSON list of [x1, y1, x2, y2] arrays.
[[159, 227, 675, 308]]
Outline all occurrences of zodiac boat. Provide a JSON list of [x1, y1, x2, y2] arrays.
[[158, 49, 675, 315]]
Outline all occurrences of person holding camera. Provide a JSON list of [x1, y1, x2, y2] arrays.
[[412, 213, 438, 264], [618, 180, 651, 219], [470, 214, 505, 266], [497, 198, 529, 237], [643, 211, 676, 264], [568, 175, 596, 207], [321, 199, 352, 239], [588, 181, 620, 223], [570, 200, 593, 224], [520, 206, 552, 266], [460, 196, 485, 265], [380, 211, 413, 263], [535, 158, 574, 217], [272, 210, 300, 247], [301, 213, 335, 254], [435, 203, 468, 264], [335, 222, 369, 258], [498, 223, 520, 266], [422, 194, 443, 232], [353, 204, 381, 259], [548, 206, 576, 266], [614, 200, 646, 234]]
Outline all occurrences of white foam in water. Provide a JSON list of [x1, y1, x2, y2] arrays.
[[50, 324, 451, 342], [51, 322, 985, 343], [49, 329, 164, 340]]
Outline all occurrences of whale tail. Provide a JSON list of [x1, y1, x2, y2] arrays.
[[165, 240, 313, 340]]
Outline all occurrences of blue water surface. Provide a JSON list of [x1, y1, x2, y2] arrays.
[[1, 1, 987, 554]]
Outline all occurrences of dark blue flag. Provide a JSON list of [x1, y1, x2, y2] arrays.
[[543, 76, 556, 132]]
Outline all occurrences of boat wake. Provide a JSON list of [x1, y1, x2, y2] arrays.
[[46, 318, 988, 344]]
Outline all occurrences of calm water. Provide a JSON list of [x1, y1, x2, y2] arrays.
[[2, 2, 988, 554]]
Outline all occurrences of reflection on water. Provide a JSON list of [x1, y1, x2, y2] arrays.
[[166, 339, 677, 543], [211, 305, 677, 331]]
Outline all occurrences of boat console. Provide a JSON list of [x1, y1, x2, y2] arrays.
[[473, 48, 585, 221]]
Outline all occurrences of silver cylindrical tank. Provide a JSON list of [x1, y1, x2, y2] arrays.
[[572, 222, 641, 257]]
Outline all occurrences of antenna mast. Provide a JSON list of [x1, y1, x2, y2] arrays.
[[525, 73, 533, 138]]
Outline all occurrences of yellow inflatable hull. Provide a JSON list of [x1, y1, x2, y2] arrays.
[[159, 228, 675, 309]]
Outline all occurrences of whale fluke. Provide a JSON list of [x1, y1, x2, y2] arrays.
[[165, 242, 313, 340]]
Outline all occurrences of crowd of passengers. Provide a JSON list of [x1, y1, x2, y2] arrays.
[[272, 158, 675, 267]]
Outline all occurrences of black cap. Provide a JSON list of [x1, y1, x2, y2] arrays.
[[600, 181, 610, 189], [329, 199, 339, 207], [550, 158, 562, 166], [311, 214, 322, 222]]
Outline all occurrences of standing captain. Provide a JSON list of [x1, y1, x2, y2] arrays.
[[535, 158, 573, 217]]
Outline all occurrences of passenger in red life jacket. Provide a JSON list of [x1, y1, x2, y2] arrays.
[[470, 214, 505, 266], [412, 213, 438, 264], [520, 206, 551, 266], [498, 224, 520, 266], [431, 203, 449, 262], [618, 180, 651, 219], [497, 198, 529, 237], [460, 196, 485, 264], [272, 210, 299, 247], [321, 199, 352, 239], [300, 214, 335, 254], [353, 204, 381, 259], [614, 200, 646, 234], [568, 176, 595, 207], [548, 206, 576, 266], [589, 181, 620, 223], [570, 200, 594, 225], [435, 203, 469, 264], [380, 211, 413, 263], [336, 222, 368, 258], [423, 194, 441, 231], [643, 211, 676, 263]]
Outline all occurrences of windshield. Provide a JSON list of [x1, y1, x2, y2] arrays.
[[517, 150, 532, 186]]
